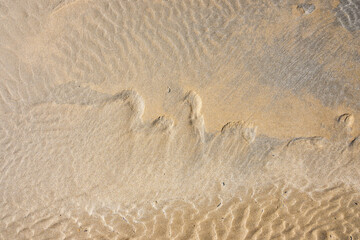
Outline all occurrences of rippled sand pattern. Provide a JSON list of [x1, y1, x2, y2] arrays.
[[335, 0, 360, 31], [1, 185, 360, 239], [1, 0, 360, 239]]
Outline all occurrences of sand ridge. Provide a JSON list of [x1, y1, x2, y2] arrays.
[[1, 86, 360, 238]]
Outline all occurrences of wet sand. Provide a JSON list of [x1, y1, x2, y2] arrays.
[[0, 0, 360, 239]]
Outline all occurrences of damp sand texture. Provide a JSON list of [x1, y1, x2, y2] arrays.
[[1, 0, 360, 239]]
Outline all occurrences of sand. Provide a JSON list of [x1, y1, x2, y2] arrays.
[[0, 0, 360, 239]]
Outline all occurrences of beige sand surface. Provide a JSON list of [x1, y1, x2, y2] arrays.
[[1, 0, 360, 239]]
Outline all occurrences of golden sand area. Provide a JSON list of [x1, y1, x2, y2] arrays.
[[0, 0, 360, 239]]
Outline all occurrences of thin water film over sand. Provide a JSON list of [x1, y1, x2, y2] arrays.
[[0, 0, 360, 239]]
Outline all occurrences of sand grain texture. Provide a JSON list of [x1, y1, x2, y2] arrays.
[[1, 0, 360, 239]]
